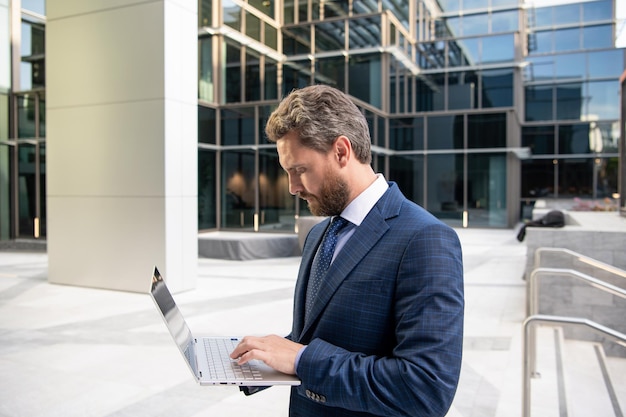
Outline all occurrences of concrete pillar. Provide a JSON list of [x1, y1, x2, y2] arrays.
[[46, 0, 198, 293]]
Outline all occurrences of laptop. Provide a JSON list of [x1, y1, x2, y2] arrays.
[[149, 266, 301, 386]]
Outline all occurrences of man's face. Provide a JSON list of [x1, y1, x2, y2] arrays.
[[277, 132, 350, 217]]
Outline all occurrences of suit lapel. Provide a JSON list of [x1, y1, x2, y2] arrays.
[[298, 184, 404, 341]]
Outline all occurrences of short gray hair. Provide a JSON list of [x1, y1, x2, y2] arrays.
[[265, 85, 372, 164]]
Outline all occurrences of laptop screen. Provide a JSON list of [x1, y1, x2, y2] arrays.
[[151, 267, 197, 373]]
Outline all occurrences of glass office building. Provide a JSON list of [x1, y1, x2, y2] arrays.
[[1, 0, 624, 241]]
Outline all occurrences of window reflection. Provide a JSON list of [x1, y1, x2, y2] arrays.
[[222, 150, 256, 229], [199, 150, 217, 230], [390, 155, 424, 206]]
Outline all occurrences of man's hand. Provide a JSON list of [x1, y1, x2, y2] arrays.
[[230, 335, 304, 375]]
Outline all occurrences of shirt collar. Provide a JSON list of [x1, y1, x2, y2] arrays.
[[339, 174, 388, 226]]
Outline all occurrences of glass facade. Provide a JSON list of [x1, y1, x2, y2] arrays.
[[0, 0, 624, 241]]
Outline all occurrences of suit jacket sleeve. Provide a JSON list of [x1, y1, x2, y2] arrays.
[[295, 220, 464, 417]]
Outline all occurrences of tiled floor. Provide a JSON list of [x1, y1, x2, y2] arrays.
[[0, 228, 528, 417]]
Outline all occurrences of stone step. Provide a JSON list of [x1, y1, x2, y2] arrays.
[[530, 325, 626, 417]]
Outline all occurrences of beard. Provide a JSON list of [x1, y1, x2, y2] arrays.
[[299, 168, 349, 217]]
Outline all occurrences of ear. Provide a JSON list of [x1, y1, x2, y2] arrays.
[[333, 136, 351, 167]]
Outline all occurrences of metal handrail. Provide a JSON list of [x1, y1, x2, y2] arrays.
[[523, 314, 626, 417], [533, 247, 626, 279], [528, 267, 626, 317]]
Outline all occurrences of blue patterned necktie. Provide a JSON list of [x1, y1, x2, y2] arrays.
[[306, 216, 349, 318]]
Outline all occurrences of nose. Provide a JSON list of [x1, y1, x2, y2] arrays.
[[288, 174, 303, 196]]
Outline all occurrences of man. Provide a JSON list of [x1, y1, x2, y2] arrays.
[[230, 84, 464, 417]]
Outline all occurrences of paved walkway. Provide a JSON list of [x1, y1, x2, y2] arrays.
[[0, 228, 527, 417]]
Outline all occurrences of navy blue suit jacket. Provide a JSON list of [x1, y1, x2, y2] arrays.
[[287, 182, 464, 417]]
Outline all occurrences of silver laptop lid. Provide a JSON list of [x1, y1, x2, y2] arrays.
[[150, 267, 198, 377]]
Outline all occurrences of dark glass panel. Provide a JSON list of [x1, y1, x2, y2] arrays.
[[259, 106, 273, 144], [389, 117, 424, 150], [198, 149, 217, 229], [467, 113, 506, 148], [311, 0, 321, 20], [582, 0, 612, 22], [39, 95, 45, 137], [223, 0, 241, 31], [389, 155, 424, 206], [298, 1, 308, 22], [376, 115, 385, 148], [587, 80, 619, 120], [245, 50, 261, 102], [521, 159, 555, 198], [349, 16, 381, 49], [558, 124, 590, 154], [20, 22, 45, 90], [558, 158, 593, 196], [481, 69, 513, 108], [467, 153, 507, 227], [259, 147, 295, 231], [221, 107, 255, 145], [417, 73, 444, 112], [265, 24, 278, 49], [221, 150, 256, 229], [348, 53, 382, 108], [324, 0, 349, 18], [249, 0, 275, 19], [283, 60, 311, 95], [17, 95, 36, 138], [316, 20, 345, 52], [491, 10, 518, 33], [525, 85, 553, 122], [596, 157, 619, 198], [554, 53, 585, 80], [315, 55, 345, 91], [283, 26, 311, 55], [39, 144, 46, 237], [552, 3, 581, 25], [198, 106, 217, 144], [284, 0, 294, 24], [482, 34, 515, 63], [554, 27, 580, 52], [427, 115, 463, 150], [17, 144, 36, 237], [264, 59, 278, 100], [225, 42, 241, 103], [583, 24, 613, 49], [426, 153, 464, 223], [199, 38, 214, 102], [199, 0, 212, 26], [522, 125, 555, 155], [246, 12, 261, 42], [556, 83, 583, 121], [448, 71, 478, 110]]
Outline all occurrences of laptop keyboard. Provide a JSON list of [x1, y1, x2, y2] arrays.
[[203, 338, 263, 381]]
